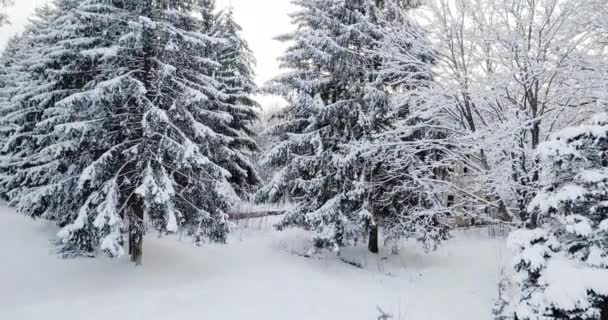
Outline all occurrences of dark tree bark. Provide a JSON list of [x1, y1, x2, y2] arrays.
[[368, 224, 379, 254], [129, 194, 144, 266]]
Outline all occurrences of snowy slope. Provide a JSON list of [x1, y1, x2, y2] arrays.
[[0, 205, 507, 320]]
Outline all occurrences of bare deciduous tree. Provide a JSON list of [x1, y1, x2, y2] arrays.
[[409, 0, 608, 223], [0, 0, 14, 26]]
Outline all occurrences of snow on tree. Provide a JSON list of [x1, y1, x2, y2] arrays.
[[257, 0, 447, 253], [0, 4, 68, 207], [0, 34, 26, 150], [213, 7, 261, 197], [417, 0, 608, 223], [0, 0, 258, 265], [256, 0, 391, 252], [56, 0, 236, 264], [347, 0, 453, 252], [0, 0, 145, 251], [0, 33, 30, 196], [0, 0, 13, 26], [498, 113, 608, 319]]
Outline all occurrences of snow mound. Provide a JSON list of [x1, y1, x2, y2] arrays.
[[541, 256, 608, 312]]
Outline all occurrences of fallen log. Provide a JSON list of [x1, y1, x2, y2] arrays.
[[227, 209, 285, 220]]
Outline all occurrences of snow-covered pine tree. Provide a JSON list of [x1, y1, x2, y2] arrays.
[[0, 34, 26, 150], [1, 0, 141, 238], [258, 0, 408, 252], [3, 0, 251, 265], [499, 113, 608, 319], [198, 0, 217, 33], [363, 1, 453, 252], [60, 0, 236, 264], [213, 7, 261, 197], [0, 4, 69, 204], [0, 33, 32, 195]]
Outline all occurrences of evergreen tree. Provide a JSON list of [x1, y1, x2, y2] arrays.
[[212, 7, 260, 197], [0, 0, 258, 264], [365, 1, 451, 252], [1, 0, 140, 243], [57, 0, 233, 264], [0, 34, 24, 195], [257, 0, 403, 252], [0, 3, 70, 208], [500, 113, 608, 319], [0, 34, 27, 149]]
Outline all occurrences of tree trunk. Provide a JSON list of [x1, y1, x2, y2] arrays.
[[601, 298, 608, 320], [130, 227, 143, 266], [368, 224, 379, 254], [129, 194, 144, 266], [531, 120, 540, 150], [128, 232, 133, 255]]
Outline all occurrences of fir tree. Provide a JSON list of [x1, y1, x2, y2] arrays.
[[0, 34, 27, 150], [500, 113, 608, 319], [257, 0, 400, 252], [55, 0, 234, 264], [0, 3, 74, 211], [212, 7, 260, 197], [258, 0, 448, 253], [366, 1, 451, 252], [0, 0, 258, 264], [1, 0, 139, 242]]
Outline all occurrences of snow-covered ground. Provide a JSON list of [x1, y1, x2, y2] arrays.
[[0, 205, 508, 320]]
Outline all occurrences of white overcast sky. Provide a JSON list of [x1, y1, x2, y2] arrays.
[[0, 0, 295, 87]]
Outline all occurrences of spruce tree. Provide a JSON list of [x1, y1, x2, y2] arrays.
[[212, 7, 261, 197], [0, 3, 72, 209], [0, 34, 24, 197], [366, 1, 451, 252], [0, 0, 258, 264], [0, 34, 27, 150], [500, 114, 608, 319], [59, 0, 233, 263], [1, 0, 140, 244], [258, 0, 448, 253], [257, 0, 398, 252]]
